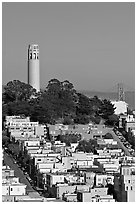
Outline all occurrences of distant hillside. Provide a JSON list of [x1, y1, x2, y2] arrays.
[[78, 90, 135, 110]]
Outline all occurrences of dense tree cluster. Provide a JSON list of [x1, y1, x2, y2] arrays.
[[76, 139, 98, 153], [2, 79, 117, 125], [57, 133, 82, 146], [103, 133, 113, 139]]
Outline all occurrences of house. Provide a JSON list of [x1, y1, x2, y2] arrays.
[[121, 174, 135, 202], [2, 166, 14, 178], [62, 193, 77, 202], [34, 156, 57, 166], [51, 183, 90, 199], [24, 139, 40, 148], [77, 187, 115, 202], [84, 172, 95, 186], [46, 173, 65, 187], [5, 115, 30, 128], [2, 195, 15, 202], [34, 125, 47, 136], [37, 163, 54, 173], [125, 115, 135, 133], [2, 195, 46, 202], [114, 164, 135, 202], [76, 159, 93, 168], [2, 182, 26, 196], [77, 191, 91, 202], [120, 164, 135, 176], [119, 114, 135, 133], [94, 157, 120, 173], [95, 174, 114, 186], [61, 156, 72, 170], [2, 176, 20, 184]]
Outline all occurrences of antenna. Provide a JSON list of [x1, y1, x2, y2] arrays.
[[117, 83, 125, 101]]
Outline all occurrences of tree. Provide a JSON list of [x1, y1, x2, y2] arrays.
[[8, 143, 20, 157], [60, 80, 78, 118], [107, 114, 119, 126], [45, 79, 78, 121], [3, 80, 36, 103], [76, 93, 91, 115], [74, 114, 90, 124], [89, 96, 102, 116], [30, 91, 56, 124], [2, 135, 10, 146], [58, 133, 81, 146], [90, 115, 101, 124], [76, 139, 98, 153], [103, 133, 113, 139], [63, 116, 74, 125], [3, 79, 118, 128], [98, 99, 115, 120], [5, 101, 32, 116]]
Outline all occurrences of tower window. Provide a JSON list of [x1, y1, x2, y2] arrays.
[[34, 53, 36, 59], [30, 53, 32, 59]]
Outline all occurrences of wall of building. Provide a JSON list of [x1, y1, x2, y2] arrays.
[[28, 46, 40, 92], [77, 192, 91, 202], [84, 172, 95, 186], [9, 185, 26, 196]]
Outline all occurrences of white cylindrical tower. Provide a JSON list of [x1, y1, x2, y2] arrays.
[[28, 44, 40, 92]]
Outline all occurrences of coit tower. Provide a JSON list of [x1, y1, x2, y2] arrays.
[[28, 44, 40, 92]]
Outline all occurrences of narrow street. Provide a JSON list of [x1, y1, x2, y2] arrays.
[[3, 151, 35, 193], [107, 128, 131, 156]]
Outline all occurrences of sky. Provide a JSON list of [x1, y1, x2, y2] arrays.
[[2, 2, 135, 92]]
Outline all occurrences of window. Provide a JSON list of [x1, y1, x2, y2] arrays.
[[131, 186, 132, 190], [11, 188, 13, 191], [128, 180, 130, 183], [126, 186, 128, 191], [34, 53, 36, 59]]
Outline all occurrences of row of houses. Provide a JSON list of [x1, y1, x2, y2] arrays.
[[4, 115, 135, 202]]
